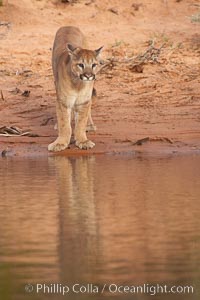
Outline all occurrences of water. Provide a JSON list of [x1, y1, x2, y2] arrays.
[[0, 155, 200, 300]]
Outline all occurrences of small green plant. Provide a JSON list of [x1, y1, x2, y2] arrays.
[[150, 32, 170, 44], [190, 13, 200, 23], [111, 40, 124, 48]]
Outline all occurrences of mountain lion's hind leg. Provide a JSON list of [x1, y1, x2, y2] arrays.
[[86, 105, 97, 132]]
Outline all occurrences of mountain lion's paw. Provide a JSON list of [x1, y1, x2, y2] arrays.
[[75, 140, 95, 150], [48, 139, 69, 152]]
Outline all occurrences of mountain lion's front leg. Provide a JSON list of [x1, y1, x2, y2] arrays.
[[75, 101, 95, 150], [48, 102, 72, 152]]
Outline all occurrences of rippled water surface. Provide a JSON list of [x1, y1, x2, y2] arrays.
[[0, 155, 200, 300]]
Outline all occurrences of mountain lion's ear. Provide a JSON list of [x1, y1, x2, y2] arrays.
[[95, 46, 104, 57], [67, 44, 80, 56]]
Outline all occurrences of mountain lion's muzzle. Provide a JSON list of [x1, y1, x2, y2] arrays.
[[80, 73, 95, 81]]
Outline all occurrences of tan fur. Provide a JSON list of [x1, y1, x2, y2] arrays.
[[48, 26, 102, 152]]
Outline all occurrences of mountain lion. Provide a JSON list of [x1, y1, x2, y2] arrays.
[[48, 26, 103, 152]]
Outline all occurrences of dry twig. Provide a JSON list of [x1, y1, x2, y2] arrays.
[[129, 41, 165, 71], [100, 41, 165, 74], [0, 126, 39, 137]]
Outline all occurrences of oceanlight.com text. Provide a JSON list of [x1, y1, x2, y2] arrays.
[[25, 283, 194, 296]]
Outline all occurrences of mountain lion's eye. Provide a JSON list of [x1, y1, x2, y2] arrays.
[[92, 63, 97, 68], [78, 63, 84, 69]]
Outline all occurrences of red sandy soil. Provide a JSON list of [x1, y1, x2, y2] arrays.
[[0, 0, 200, 157]]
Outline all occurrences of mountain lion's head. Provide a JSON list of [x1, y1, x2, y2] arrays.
[[67, 44, 103, 82]]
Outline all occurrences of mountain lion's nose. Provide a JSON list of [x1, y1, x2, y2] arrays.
[[84, 73, 93, 79]]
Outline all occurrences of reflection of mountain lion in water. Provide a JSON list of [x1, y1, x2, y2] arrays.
[[48, 26, 103, 152]]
